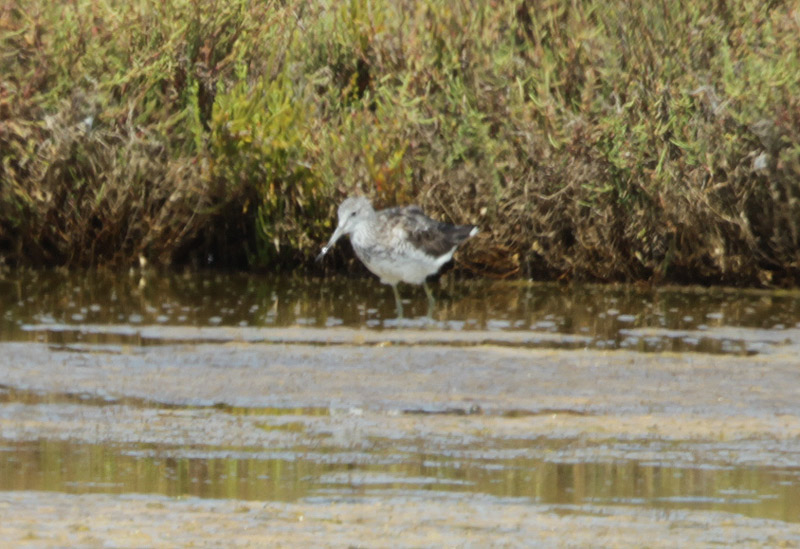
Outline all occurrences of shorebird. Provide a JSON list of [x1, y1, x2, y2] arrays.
[[316, 196, 478, 316]]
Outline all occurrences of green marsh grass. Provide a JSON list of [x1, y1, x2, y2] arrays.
[[1, 0, 799, 284]]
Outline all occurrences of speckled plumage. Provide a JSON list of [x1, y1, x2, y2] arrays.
[[316, 196, 478, 314]]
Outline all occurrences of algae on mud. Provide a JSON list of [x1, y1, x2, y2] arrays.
[[2, 491, 798, 548], [1, 341, 800, 547], [2, 272, 800, 546]]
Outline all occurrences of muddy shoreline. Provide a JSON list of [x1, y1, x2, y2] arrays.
[[3, 339, 799, 419], [2, 491, 798, 548], [2, 339, 800, 547]]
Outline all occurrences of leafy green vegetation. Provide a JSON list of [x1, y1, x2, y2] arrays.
[[2, 0, 799, 284]]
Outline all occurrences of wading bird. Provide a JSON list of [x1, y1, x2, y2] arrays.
[[316, 196, 478, 317]]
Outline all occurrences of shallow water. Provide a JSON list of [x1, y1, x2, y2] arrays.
[[2, 436, 798, 522], [2, 269, 800, 354], [1, 269, 800, 545]]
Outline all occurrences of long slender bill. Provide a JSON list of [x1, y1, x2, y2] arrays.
[[316, 225, 345, 262]]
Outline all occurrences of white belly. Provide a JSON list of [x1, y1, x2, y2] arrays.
[[351, 234, 455, 286]]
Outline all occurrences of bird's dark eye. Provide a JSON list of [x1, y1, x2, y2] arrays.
[[350, 211, 356, 216]]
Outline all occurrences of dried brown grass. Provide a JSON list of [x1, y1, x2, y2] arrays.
[[2, 0, 799, 284]]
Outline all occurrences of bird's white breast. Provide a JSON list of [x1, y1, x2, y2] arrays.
[[350, 225, 453, 285]]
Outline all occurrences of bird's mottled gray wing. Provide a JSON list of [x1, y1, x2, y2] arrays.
[[381, 206, 475, 258]]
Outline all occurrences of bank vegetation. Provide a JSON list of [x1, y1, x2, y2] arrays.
[[2, 0, 799, 285]]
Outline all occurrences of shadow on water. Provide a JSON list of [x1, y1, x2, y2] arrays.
[[2, 269, 800, 355]]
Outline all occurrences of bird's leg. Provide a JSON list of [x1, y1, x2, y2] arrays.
[[423, 282, 435, 319], [392, 284, 404, 318]]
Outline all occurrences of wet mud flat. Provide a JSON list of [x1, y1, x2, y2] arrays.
[[1, 333, 800, 548], [2, 491, 797, 548]]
